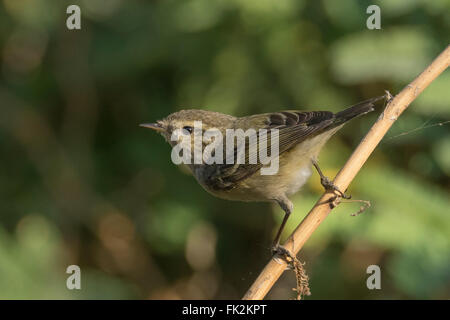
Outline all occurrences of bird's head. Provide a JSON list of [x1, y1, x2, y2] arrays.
[[140, 109, 236, 147]]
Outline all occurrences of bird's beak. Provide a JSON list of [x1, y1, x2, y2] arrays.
[[140, 122, 164, 132]]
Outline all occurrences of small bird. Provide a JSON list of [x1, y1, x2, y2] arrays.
[[141, 96, 385, 253]]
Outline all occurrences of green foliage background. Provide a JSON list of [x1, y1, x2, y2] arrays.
[[0, 0, 449, 299]]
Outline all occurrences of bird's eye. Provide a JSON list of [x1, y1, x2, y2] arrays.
[[183, 126, 193, 134]]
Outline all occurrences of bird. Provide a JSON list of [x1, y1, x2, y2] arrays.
[[141, 95, 385, 253]]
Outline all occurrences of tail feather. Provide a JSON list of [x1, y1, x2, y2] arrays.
[[334, 95, 385, 123]]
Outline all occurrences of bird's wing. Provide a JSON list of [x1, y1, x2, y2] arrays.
[[205, 110, 335, 190]]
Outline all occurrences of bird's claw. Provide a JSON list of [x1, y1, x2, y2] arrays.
[[312, 159, 351, 200], [272, 243, 290, 257], [271, 244, 295, 269], [271, 244, 311, 299], [320, 176, 351, 199]]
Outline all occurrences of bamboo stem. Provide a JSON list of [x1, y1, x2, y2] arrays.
[[243, 45, 450, 300]]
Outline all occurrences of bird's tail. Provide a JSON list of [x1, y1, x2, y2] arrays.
[[334, 95, 386, 124]]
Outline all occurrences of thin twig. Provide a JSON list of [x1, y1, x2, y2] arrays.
[[243, 45, 450, 300]]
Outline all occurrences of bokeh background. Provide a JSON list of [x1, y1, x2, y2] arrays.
[[0, 0, 449, 299]]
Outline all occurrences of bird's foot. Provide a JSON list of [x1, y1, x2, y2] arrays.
[[311, 159, 371, 215], [320, 176, 351, 200], [271, 244, 311, 300], [312, 159, 351, 200], [271, 243, 294, 262]]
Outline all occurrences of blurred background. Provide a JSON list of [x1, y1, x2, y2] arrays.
[[0, 0, 449, 299]]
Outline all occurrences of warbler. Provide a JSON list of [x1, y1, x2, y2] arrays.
[[141, 96, 385, 252]]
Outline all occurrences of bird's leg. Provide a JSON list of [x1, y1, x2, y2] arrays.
[[271, 198, 311, 299], [271, 197, 293, 254], [311, 158, 351, 200], [271, 212, 290, 252]]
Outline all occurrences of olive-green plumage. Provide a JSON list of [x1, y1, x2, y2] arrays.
[[141, 96, 384, 249]]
